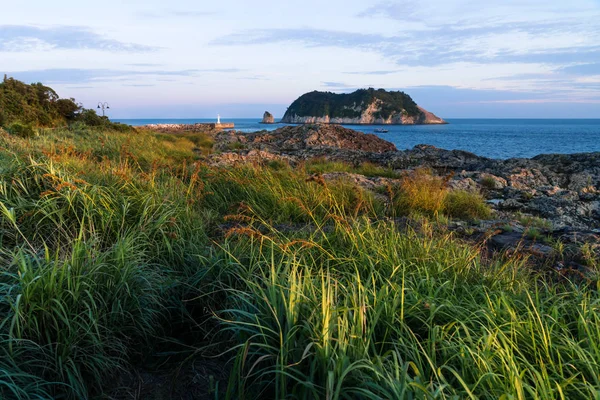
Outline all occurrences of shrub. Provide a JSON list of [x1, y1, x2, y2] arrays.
[[444, 190, 492, 220], [225, 141, 247, 151], [76, 109, 106, 127], [5, 122, 36, 138], [390, 168, 447, 216], [480, 175, 498, 190], [389, 170, 491, 220]]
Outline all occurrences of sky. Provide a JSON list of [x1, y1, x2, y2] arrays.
[[1, 0, 599, 119]]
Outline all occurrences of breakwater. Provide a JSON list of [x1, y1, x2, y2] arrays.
[[144, 122, 234, 133]]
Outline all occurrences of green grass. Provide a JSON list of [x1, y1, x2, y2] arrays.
[[517, 213, 553, 231], [480, 175, 498, 190], [304, 157, 401, 178], [211, 216, 600, 399], [388, 168, 491, 220], [0, 125, 599, 399]]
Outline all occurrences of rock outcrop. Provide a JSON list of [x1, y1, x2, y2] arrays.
[[281, 88, 446, 125], [215, 124, 397, 155], [261, 111, 275, 124], [210, 124, 600, 231]]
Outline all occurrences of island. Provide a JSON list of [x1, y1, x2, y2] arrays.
[[261, 111, 275, 124], [281, 88, 446, 125]]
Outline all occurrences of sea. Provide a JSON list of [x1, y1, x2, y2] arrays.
[[114, 118, 600, 160]]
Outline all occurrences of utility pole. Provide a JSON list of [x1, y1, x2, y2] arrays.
[[97, 102, 110, 117]]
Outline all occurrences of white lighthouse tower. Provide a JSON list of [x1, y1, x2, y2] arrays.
[[217, 114, 221, 124]]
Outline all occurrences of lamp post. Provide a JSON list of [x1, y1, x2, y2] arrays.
[[97, 102, 110, 117]]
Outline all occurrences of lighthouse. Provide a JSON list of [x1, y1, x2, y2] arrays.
[[213, 114, 233, 129]]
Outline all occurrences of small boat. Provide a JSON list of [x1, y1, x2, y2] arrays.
[[374, 128, 389, 133]]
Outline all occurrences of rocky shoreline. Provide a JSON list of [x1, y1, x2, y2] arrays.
[[281, 105, 446, 125], [202, 124, 600, 271]]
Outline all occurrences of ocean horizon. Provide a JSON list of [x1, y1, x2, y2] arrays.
[[114, 118, 600, 160]]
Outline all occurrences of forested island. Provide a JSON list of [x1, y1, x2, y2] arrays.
[[281, 88, 447, 124]]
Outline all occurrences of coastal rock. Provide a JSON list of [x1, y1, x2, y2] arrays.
[[281, 88, 446, 125], [241, 124, 397, 154], [499, 199, 525, 211], [479, 174, 507, 189], [489, 231, 556, 258], [449, 177, 478, 191], [210, 149, 292, 166], [261, 111, 275, 124], [208, 124, 600, 230], [508, 169, 550, 190]]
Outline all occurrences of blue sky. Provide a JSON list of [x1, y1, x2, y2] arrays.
[[1, 0, 599, 118]]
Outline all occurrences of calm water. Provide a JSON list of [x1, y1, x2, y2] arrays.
[[115, 118, 600, 160]]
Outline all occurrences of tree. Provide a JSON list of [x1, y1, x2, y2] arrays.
[[55, 98, 82, 121]]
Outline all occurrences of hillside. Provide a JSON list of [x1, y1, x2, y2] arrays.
[[281, 88, 447, 124], [0, 76, 128, 131]]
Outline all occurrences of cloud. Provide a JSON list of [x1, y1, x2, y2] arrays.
[[483, 64, 600, 94], [237, 75, 270, 81], [138, 10, 216, 18], [344, 70, 399, 75], [491, 47, 600, 66], [400, 85, 549, 103], [3, 68, 243, 84], [559, 63, 600, 76], [0, 25, 157, 52], [211, 28, 393, 49], [356, 1, 419, 20], [211, 5, 600, 67], [207, 68, 244, 73], [484, 72, 559, 81], [321, 81, 350, 88], [127, 63, 164, 67], [398, 85, 600, 115]]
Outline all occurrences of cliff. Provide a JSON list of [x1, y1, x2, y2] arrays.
[[281, 88, 446, 125]]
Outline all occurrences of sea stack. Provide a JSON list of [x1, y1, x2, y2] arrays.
[[281, 88, 446, 125], [261, 111, 275, 124]]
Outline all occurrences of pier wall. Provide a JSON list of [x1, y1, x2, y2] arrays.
[[144, 122, 235, 133]]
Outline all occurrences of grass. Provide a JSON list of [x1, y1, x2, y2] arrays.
[[214, 219, 600, 399], [525, 227, 544, 240], [480, 175, 499, 190], [388, 168, 491, 220], [304, 157, 401, 178], [0, 125, 598, 399], [517, 213, 553, 231]]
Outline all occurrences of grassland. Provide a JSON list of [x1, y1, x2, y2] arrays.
[[0, 125, 599, 399]]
